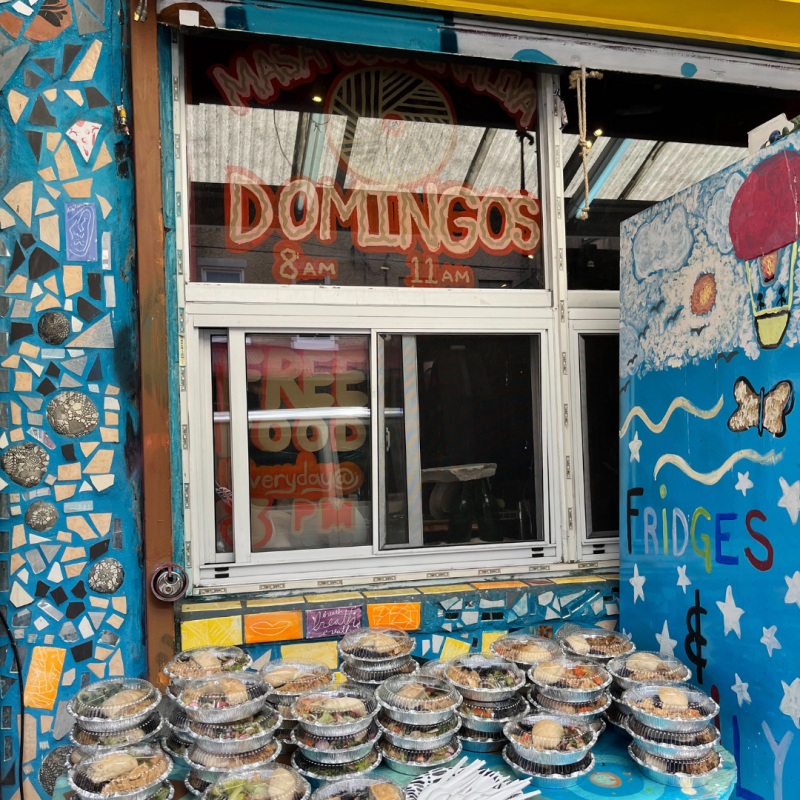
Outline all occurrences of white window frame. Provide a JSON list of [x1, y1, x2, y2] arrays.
[[171, 35, 623, 594], [567, 298, 620, 562]]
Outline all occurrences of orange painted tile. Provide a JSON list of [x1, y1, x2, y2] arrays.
[[244, 610, 303, 644], [366, 602, 421, 631]]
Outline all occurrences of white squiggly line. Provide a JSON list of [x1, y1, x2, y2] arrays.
[[620, 395, 724, 437], [653, 449, 783, 485]]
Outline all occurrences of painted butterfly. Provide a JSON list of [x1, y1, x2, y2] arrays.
[[728, 376, 794, 437]]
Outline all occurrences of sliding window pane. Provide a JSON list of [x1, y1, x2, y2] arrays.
[[245, 334, 371, 551], [578, 333, 619, 538], [211, 335, 233, 553], [381, 334, 544, 548]]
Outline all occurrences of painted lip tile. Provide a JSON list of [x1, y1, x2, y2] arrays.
[[244, 609, 304, 643]]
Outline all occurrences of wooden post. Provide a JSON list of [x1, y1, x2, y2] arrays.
[[129, 3, 176, 686]]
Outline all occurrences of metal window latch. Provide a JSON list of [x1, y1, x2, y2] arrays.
[[183, 482, 190, 509], [566, 456, 571, 479], [560, 300, 565, 322], [561, 352, 567, 374], [563, 404, 569, 427], [568, 508, 574, 529], [181, 424, 188, 449]]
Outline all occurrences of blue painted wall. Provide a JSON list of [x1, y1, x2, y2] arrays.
[[620, 132, 800, 800], [0, 0, 143, 795]]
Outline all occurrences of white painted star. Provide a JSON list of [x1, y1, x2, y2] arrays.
[[716, 585, 744, 638], [655, 620, 677, 657], [785, 572, 800, 608], [780, 678, 800, 728], [761, 625, 781, 657], [629, 564, 646, 603], [778, 477, 800, 524], [731, 674, 751, 707], [677, 565, 691, 594], [735, 471, 753, 496], [629, 431, 642, 463]]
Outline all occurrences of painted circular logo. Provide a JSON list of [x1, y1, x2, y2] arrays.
[[588, 771, 622, 788]]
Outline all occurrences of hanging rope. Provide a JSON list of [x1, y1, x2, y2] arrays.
[[569, 66, 603, 220]]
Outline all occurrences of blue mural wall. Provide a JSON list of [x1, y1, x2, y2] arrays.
[[620, 132, 800, 800], [0, 0, 143, 796]]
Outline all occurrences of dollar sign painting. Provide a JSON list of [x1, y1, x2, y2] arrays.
[[685, 588, 708, 683]]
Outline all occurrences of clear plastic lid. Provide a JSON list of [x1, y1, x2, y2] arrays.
[[418, 660, 451, 679], [377, 711, 460, 741], [164, 647, 252, 682], [529, 688, 610, 717], [338, 629, 414, 662], [376, 676, 461, 714], [68, 679, 161, 727], [504, 714, 595, 755], [167, 706, 192, 736], [188, 707, 281, 744], [607, 651, 690, 685], [379, 739, 460, 766], [161, 732, 190, 760], [529, 659, 611, 693], [205, 766, 311, 800], [185, 739, 280, 772], [69, 744, 171, 799], [623, 685, 719, 726], [557, 626, 634, 660], [70, 713, 163, 749], [293, 721, 380, 752], [267, 694, 296, 719], [341, 658, 419, 685], [444, 655, 525, 694], [291, 687, 377, 728], [603, 703, 631, 728], [149, 781, 174, 800], [629, 742, 721, 775], [459, 694, 528, 722], [178, 674, 268, 715], [504, 745, 594, 778], [310, 776, 404, 800], [260, 660, 334, 695], [292, 748, 381, 780], [627, 717, 719, 748], [490, 635, 561, 666]]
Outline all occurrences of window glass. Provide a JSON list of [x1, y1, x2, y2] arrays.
[[578, 333, 619, 538], [561, 72, 798, 290], [381, 334, 544, 548], [185, 38, 544, 289], [211, 335, 233, 553], [244, 334, 371, 551]]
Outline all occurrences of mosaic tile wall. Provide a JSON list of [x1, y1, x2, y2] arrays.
[[0, 0, 143, 797], [175, 575, 620, 672]]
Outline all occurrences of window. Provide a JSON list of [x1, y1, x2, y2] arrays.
[[174, 32, 796, 591]]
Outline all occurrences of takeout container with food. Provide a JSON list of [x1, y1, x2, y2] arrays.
[[338, 629, 415, 668], [185, 772, 211, 798], [417, 660, 450, 680], [457, 728, 506, 753], [291, 747, 382, 784], [186, 707, 281, 754], [623, 684, 719, 733], [557, 626, 635, 663], [160, 732, 190, 763], [68, 679, 162, 734], [203, 766, 312, 800], [443, 654, 524, 702], [163, 646, 252, 690], [608, 651, 691, 690], [528, 659, 611, 702], [377, 711, 460, 751], [625, 716, 719, 759], [457, 695, 529, 733], [490, 635, 562, 669], [503, 713, 596, 765], [628, 742, 723, 787], [528, 687, 610, 721], [375, 676, 461, 725], [608, 680, 633, 715], [340, 657, 419, 688], [603, 702, 632, 736], [67, 744, 172, 800], [184, 739, 280, 782], [260, 660, 334, 697], [309, 776, 405, 800], [291, 722, 381, 764], [378, 738, 461, 775], [69, 712, 164, 752], [292, 686, 379, 736], [177, 673, 268, 724], [146, 781, 173, 800], [502, 744, 594, 788]]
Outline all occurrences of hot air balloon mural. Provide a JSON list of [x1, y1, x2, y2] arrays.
[[729, 150, 800, 349]]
